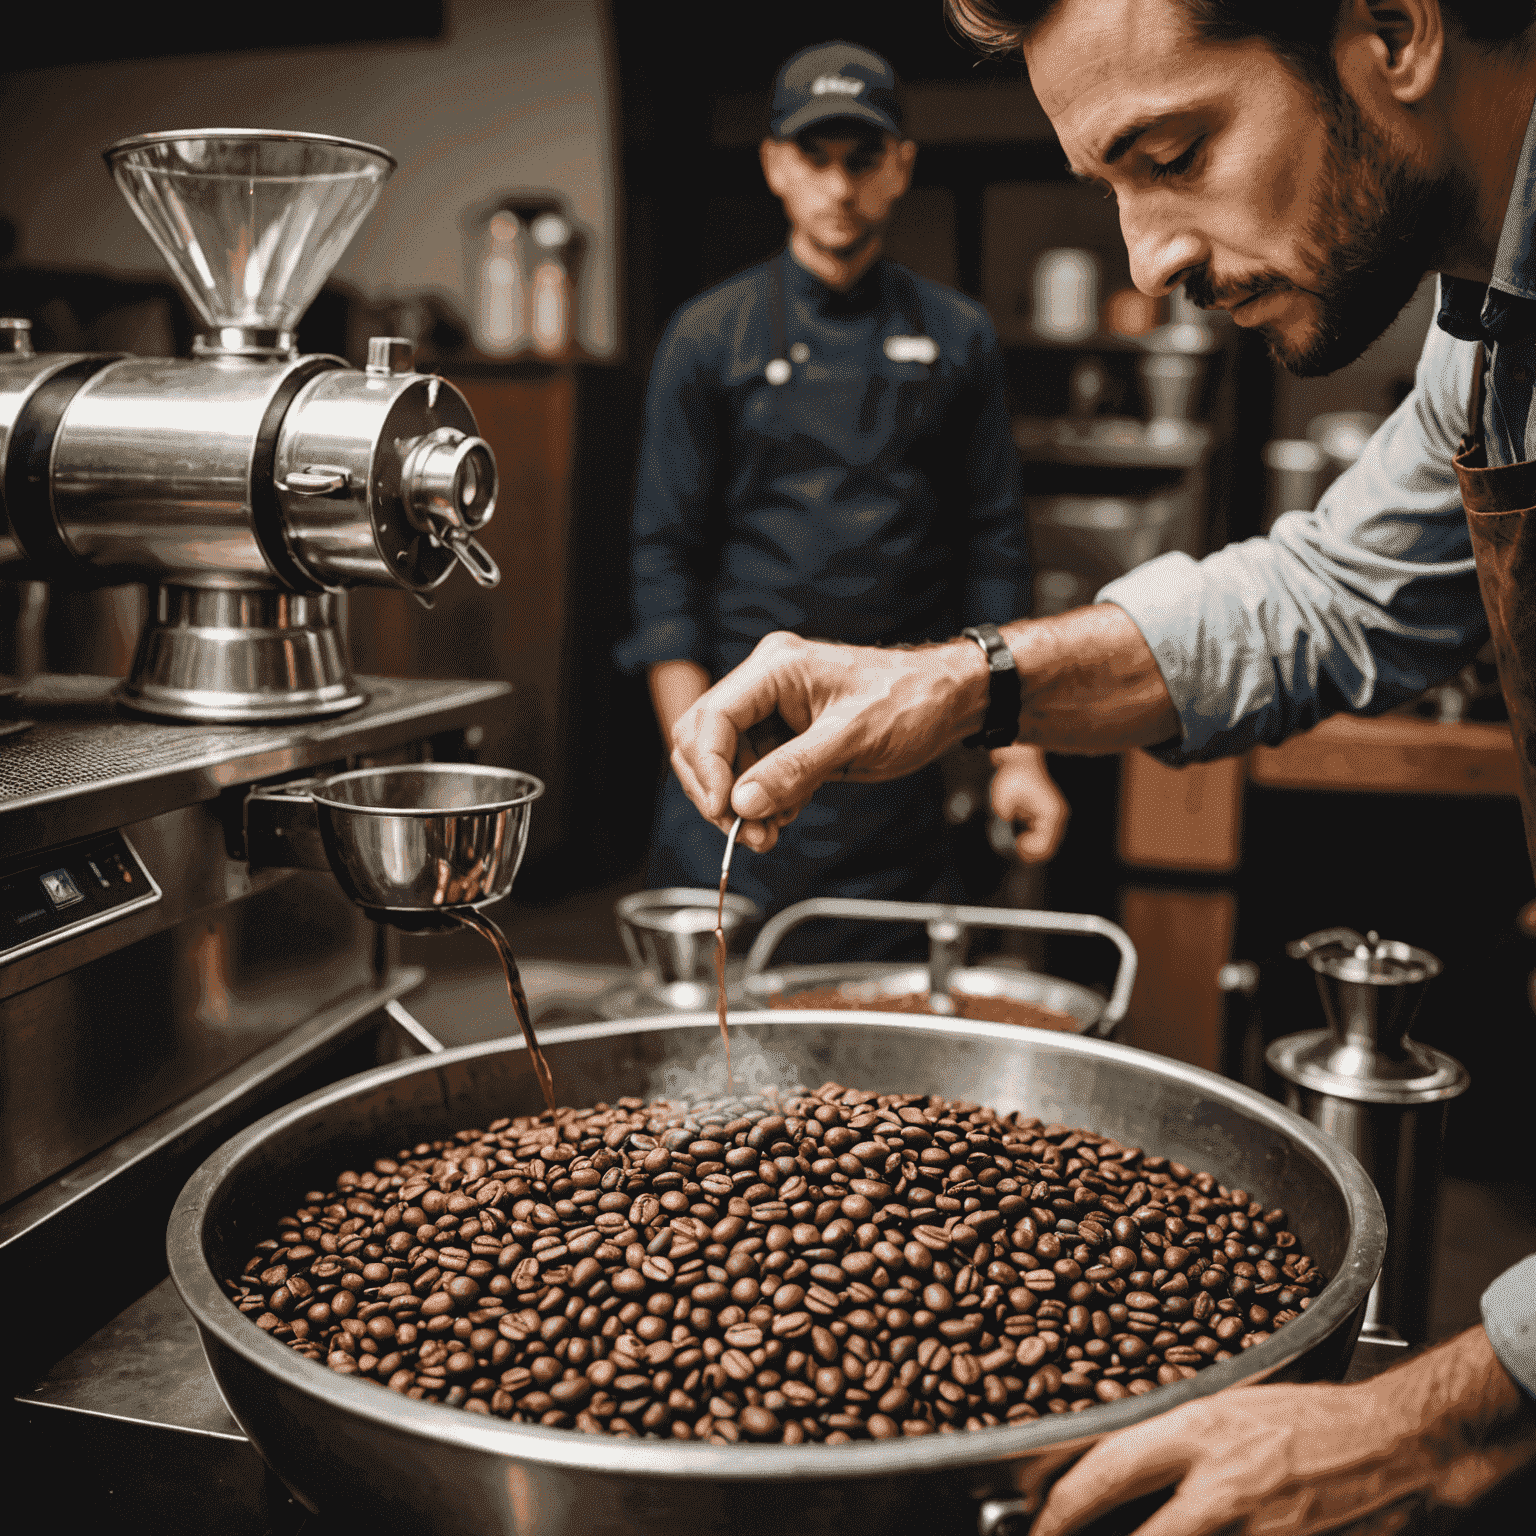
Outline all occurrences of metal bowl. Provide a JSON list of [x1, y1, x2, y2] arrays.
[[169, 1012, 1384, 1536], [310, 764, 543, 932]]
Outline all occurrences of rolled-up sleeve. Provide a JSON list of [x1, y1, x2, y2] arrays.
[[1482, 1253, 1536, 1401], [613, 319, 722, 676], [958, 322, 1031, 625], [1098, 324, 1489, 762]]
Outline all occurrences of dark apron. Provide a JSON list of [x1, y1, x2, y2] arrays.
[[647, 255, 964, 962], [1453, 342, 1536, 876]]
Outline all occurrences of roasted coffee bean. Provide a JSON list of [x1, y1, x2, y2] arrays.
[[233, 1083, 1321, 1443]]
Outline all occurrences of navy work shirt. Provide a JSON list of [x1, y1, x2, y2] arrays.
[[616, 248, 1027, 678], [617, 248, 1029, 961]]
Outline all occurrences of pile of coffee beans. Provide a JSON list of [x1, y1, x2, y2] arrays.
[[772, 987, 1078, 1031], [226, 1083, 1323, 1443]]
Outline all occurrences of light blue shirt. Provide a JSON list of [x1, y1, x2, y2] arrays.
[[1482, 1253, 1536, 1401], [1100, 317, 1488, 762], [1100, 104, 1536, 1376]]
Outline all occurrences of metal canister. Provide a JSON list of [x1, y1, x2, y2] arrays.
[[1267, 928, 1469, 1344]]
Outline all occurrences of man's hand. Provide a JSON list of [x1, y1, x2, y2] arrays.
[[668, 630, 990, 852], [1030, 1326, 1536, 1536], [668, 606, 1180, 853], [989, 743, 1069, 863]]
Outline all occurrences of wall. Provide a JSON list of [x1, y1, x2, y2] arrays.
[[0, 0, 620, 357]]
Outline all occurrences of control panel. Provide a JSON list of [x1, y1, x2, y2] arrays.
[[0, 830, 161, 966]]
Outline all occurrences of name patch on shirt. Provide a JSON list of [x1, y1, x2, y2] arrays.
[[884, 334, 938, 365]]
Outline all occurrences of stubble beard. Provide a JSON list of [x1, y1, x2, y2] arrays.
[[1188, 83, 1471, 377]]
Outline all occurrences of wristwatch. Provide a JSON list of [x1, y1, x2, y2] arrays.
[[960, 623, 1021, 749]]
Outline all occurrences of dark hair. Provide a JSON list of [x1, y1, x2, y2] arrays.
[[946, 0, 1536, 72]]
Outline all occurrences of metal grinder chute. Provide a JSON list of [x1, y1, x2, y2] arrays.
[[0, 129, 500, 722]]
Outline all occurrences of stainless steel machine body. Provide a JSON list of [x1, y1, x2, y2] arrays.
[[168, 1013, 1386, 1536], [0, 672, 514, 1394], [1267, 928, 1469, 1345], [2, 127, 537, 1532]]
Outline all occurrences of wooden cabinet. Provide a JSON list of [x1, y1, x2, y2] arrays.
[[348, 363, 649, 879], [349, 370, 578, 856], [1115, 716, 1520, 1070]]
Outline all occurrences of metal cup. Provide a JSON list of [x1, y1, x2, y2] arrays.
[[614, 887, 762, 1009], [246, 764, 543, 931]]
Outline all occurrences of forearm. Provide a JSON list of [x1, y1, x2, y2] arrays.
[[1000, 602, 1181, 753], [1394, 1324, 1536, 1504], [1032, 1324, 1536, 1536]]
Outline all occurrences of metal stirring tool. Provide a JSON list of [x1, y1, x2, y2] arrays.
[[714, 816, 745, 1090]]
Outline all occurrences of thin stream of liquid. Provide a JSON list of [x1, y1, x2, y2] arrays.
[[715, 870, 733, 1094], [452, 907, 557, 1118]]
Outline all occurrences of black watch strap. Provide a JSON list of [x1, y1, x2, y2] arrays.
[[960, 623, 1021, 749]]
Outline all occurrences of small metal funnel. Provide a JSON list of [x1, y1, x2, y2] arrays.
[[244, 764, 543, 932], [1286, 927, 1443, 1083], [104, 129, 395, 356], [613, 888, 763, 1012]]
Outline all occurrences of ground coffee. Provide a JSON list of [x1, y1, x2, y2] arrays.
[[227, 1083, 1322, 1442]]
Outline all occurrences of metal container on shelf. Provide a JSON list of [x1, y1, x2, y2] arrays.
[[740, 897, 1137, 1036], [598, 886, 764, 1016], [1267, 928, 1468, 1345], [169, 1012, 1386, 1536]]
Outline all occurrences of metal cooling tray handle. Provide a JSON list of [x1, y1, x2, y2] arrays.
[[385, 998, 446, 1055], [743, 897, 1138, 1036]]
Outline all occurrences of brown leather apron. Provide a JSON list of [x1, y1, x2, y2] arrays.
[[1453, 341, 1536, 876]]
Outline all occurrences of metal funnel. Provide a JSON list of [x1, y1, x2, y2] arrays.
[[1270, 928, 1466, 1346], [1285, 928, 1442, 1083], [104, 129, 395, 356]]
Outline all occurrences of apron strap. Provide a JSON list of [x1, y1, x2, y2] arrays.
[[769, 251, 788, 366], [1466, 340, 1487, 452]]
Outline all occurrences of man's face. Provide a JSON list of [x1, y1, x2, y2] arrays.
[[1026, 0, 1463, 376], [761, 129, 916, 262]]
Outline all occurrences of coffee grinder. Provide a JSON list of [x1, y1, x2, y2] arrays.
[[2, 128, 499, 723]]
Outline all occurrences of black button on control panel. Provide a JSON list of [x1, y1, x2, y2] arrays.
[[0, 830, 161, 966]]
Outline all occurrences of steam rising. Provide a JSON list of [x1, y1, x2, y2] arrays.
[[647, 1029, 807, 1112]]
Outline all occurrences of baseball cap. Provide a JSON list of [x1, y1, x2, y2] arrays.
[[770, 41, 902, 141]]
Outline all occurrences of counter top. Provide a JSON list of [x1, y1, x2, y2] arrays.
[[0, 673, 513, 851], [1249, 714, 1519, 797]]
